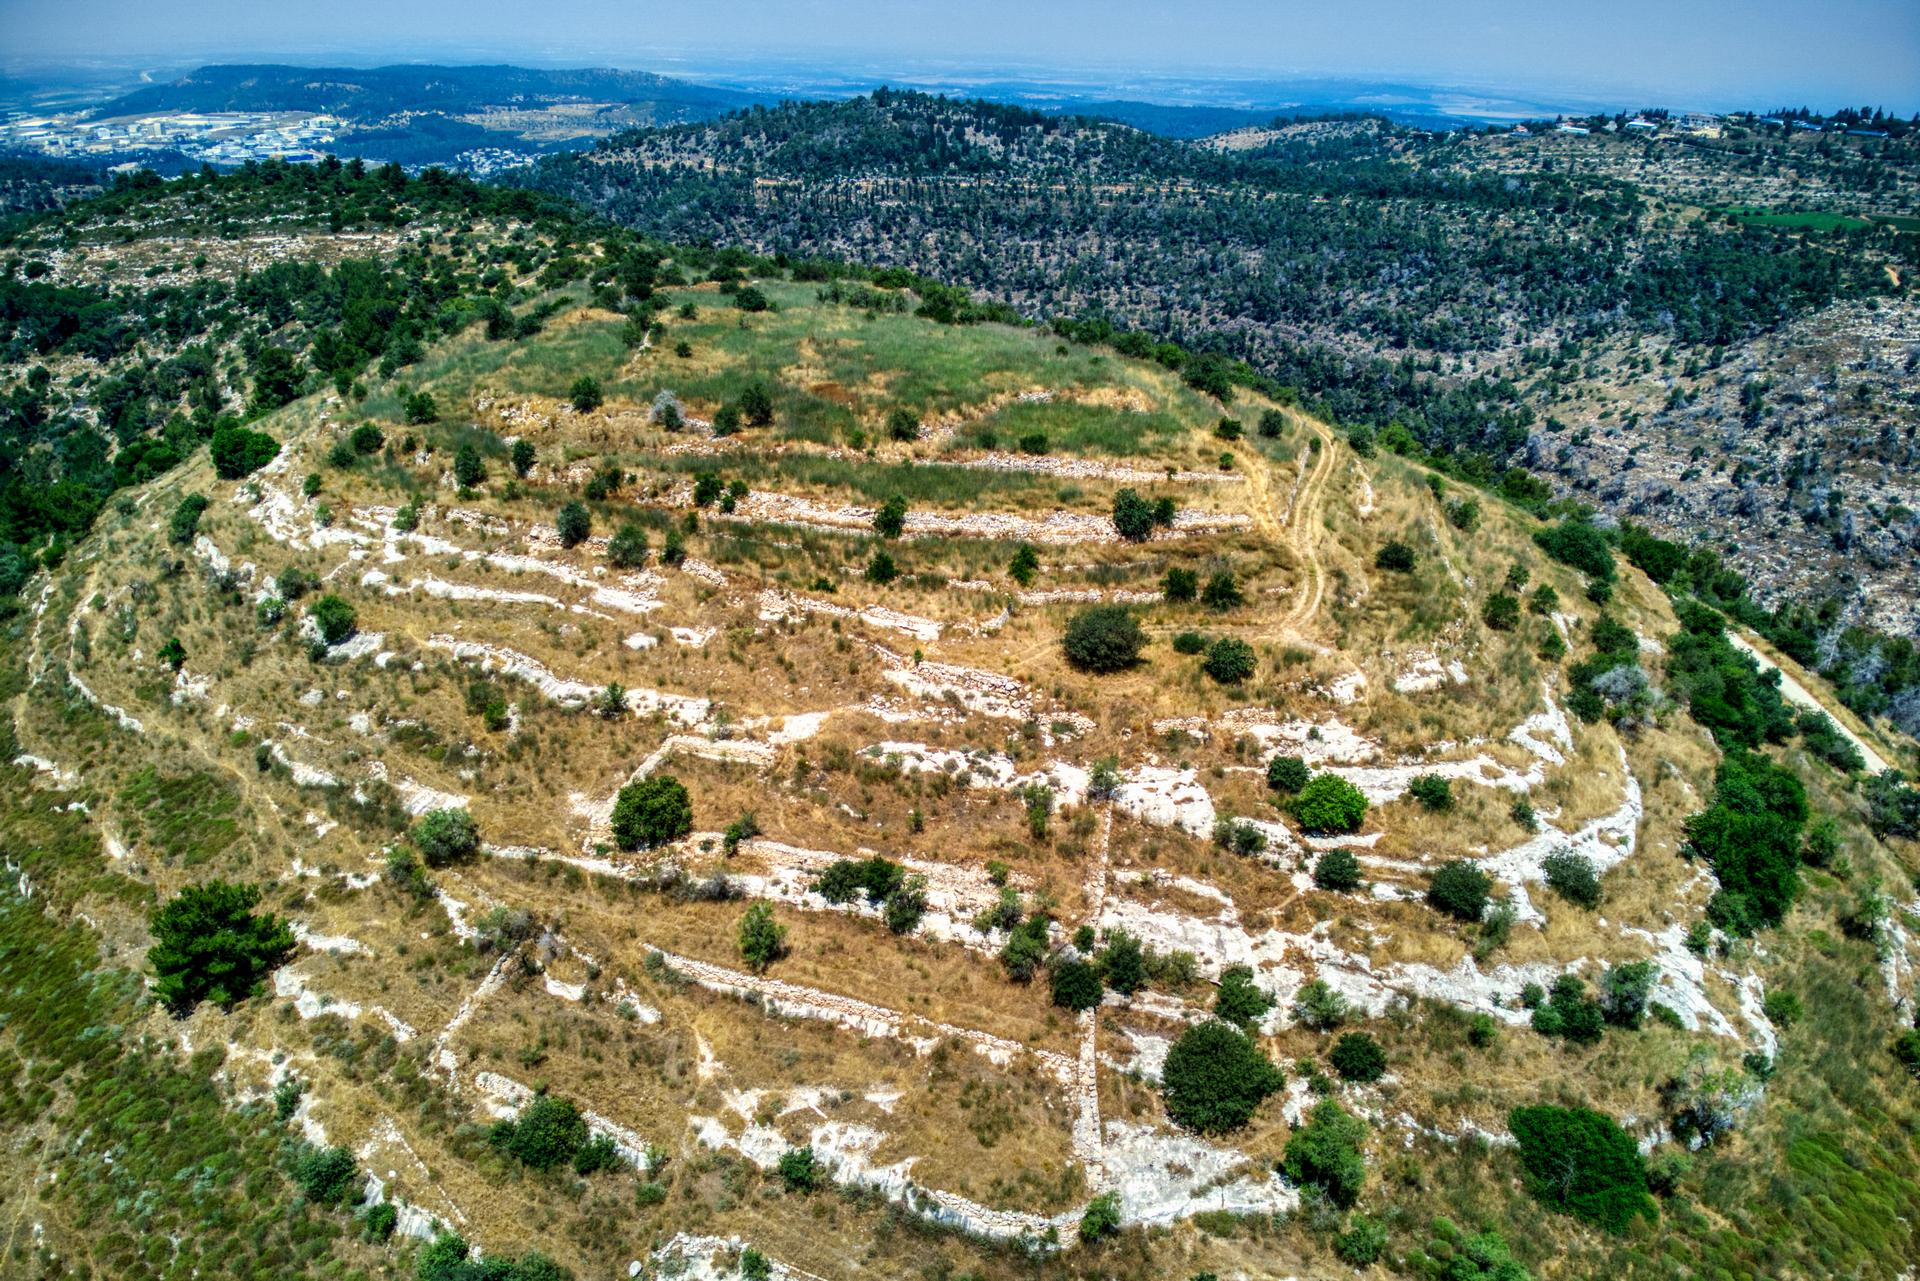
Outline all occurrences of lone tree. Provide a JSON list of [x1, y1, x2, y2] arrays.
[[1008, 543, 1040, 586], [1283, 1100, 1368, 1207], [1313, 847, 1363, 892], [1202, 637, 1256, 684], [491, 1092, 589, 1172], [568, 375, 603, 413], [510, 438, 537, 477], [555, 501, 591, 548], [1428, 859, 1493, 922], [1509, 1105, 1655, 1233], [1111, 487, 1157, 541], [1161, 1020, 1285, 1133], [308, 595, 357, 645], [148, 880, 296, 1014], [611, 775, 693, 850], [1050, 957, 1105, 1011], [738, 381, 775, 427], [737, 900, 787, 972], [210, 424, 280, 479], [1293, 775, 1368, 833], [1062, 605, 1145, 673], [1266, 754, 1310, 794], [1215, 964, 1273, 1029], [413, 807, 479, 867], [452, 441, 486, 488], [1329, 1032, 1388, 1082], [874, 495, 908, 539], [607, 522, 649, 567]]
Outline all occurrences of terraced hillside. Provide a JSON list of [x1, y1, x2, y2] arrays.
[[3, 175, 1920, 1281]]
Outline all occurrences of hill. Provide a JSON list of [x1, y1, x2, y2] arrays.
[[2, 164, 1919, 1281], [517, 90, 1920, 644]]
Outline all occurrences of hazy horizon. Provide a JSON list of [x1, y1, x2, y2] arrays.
[[2, 0, 1917, 116]]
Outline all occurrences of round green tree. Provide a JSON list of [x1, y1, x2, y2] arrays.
[[1202, 637, 1256, 684], [1293, 775, 1368, 833], [1329, 1032, 1387, 1082], [611, 775, 693, 850], [1050, 957, 1104, 1011], [308, 594, 357, 645], [413, 807, 479, 867], [1062, 605, 1145, 673], [555, 501, 591, 548], [1161, 1020, 1285, 1133]]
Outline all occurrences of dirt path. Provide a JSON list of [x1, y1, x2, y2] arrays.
[[1727, 631, 1893, 773], [1277, 418, 1338, 632]]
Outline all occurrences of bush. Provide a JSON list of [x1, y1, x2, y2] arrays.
[[1427, 860, 1491, 922], [555, 501, 591, 548], [1008, 543, 1039, 586], [1329, 1032, 1387, 1082], [309, 594, 356, 645], [1482, 591, 1521, 631], [1313, 848, 1362, 892], [1161, 1021, 1285, 1133], [1408, 774, 1452, 811], [1162, 567, 1198, 601], [1258, 408, 1286, 437], [491, 1093, 588, 1172], [1200, 571, 1243, 610], [1375, 540, 1416, 571], [1509, 1104, 1654, 1232], [1215, 964, 1272, 1028], [1293, 775, 1367, 833], [452, 441, 485, 487], [405, 391, 439, 425], [1335, 1215, 1388, 1266], [1542, 850, 1602, 908], [864, 549, 898, 584], [873, 495, 908, 539], [148, 880, 296, 1014], [1599, 960, 1655, 1028], [1532, 974, 1605, 1044], [1202, 637, 1256, 684], [999, 916, 1050, 982], [1534, 519, 1615, 580], [882, 874, 928, 934], [1447, 497, 1481, 532], [293, 1144, 359, 1205], [568, 375, 603, 413], [1283, 1100, 1367, 1207], [611, 775, 693, 850], [210, 424, 280, 478], [1051, 957, 1104, 1011], [1263, 755, 1309, 795], [1111, 487, 1157, 540], [168, 494, 209, 545], [815, 856, 905, 904], [1079, 1191, 1122, 1243], [738, 380, 774, 426], [1171, 630, 1207, 655], [777, 1146, 818, 1192], [413, 807, 479, 866], [1895, 1029, 1920, 1078], [1687, 749, 1806, 933], [158, 636, 186, 671], [607, 522, 648, 567], [1062, 605, 1145, 673], [737, 900, 787, 972], [1762, 990, 1802, 1027], [1098, 931, 1145, 995], [510, 438, 537, 477], [349, 422, 385, 454], [1292, 978, 1350, 1030], [1797, 709, 1865, 772]]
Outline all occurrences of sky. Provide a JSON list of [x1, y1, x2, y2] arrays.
[[2, 0, 1917, 114]]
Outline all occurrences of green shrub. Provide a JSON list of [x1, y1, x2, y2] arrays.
[[1163, 567, 1198, 601], [1111, 487, 1157, 540], [1313, 848, 1362, 892], [292, 1144, 359, 1205], [1079, 1191, 1122, 1243], [1294, 775, 1367, 833], [1534, 519, 1615, 580], [1688, 749, 1807, 933], [865, 549, 898, 583], [1335, 1215, 1388, 1265], [873, 495, 908, 538], [510, 438, 537, 476], [1201, 571, 1243, 610], [168, 494, 209, 545], [1171, 630, 1207, 655], [611, 775, 693, 850], [349, 422, 385, 453], [608, 521, 648, 567], [1292, 978, 1350, 1030], [1447, 497, 1481, 532], [452, 440, 485, 486], [568, 374, 603, 413], [1202, 637, 1256, 684], [1098, 931, 1145, 995], [210, 424, 279, 478], [1283, 1100, 1368, 1207], [412, 807, 479, 866], [737, 900, 787, 971], [308, 594, 356, 644], [777, 1146, 818, 1191], [815, 856, 905, 904], [1063, 605, 1145, 672], [1427, 859, 1491, 921], [1542, 850, 1601, 908], [1408, 774, 1452, 811], [1050, 957, 1104, 1011], [999, 916, 1050, 982], [1161, 1020, 1284, 1133], [1599, 960, 1655, 1028], [491, 1092, 588, 1171], [1329, 1032, 1387, 1082], [1762, 990, 1802, 1027], [148, 880, 295, 1013], [1895, 1029, 1920, 1077], [1468, 1012, 1497, 1048], [555, 501, 590, 547], [1375, 540, 1416, 571], [1215, 964, 1272, 1028], [1509, 1104, 1654, 1232], [1532, 974, 1605, 1044], [1482, 591, 1521, 631], [1266, 755, 1309, 793], [1009, 543, 1039, 585], [1258, 408, 1286, 437]]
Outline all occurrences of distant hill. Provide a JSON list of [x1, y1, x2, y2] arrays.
[[91, 63, 770, 122]]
